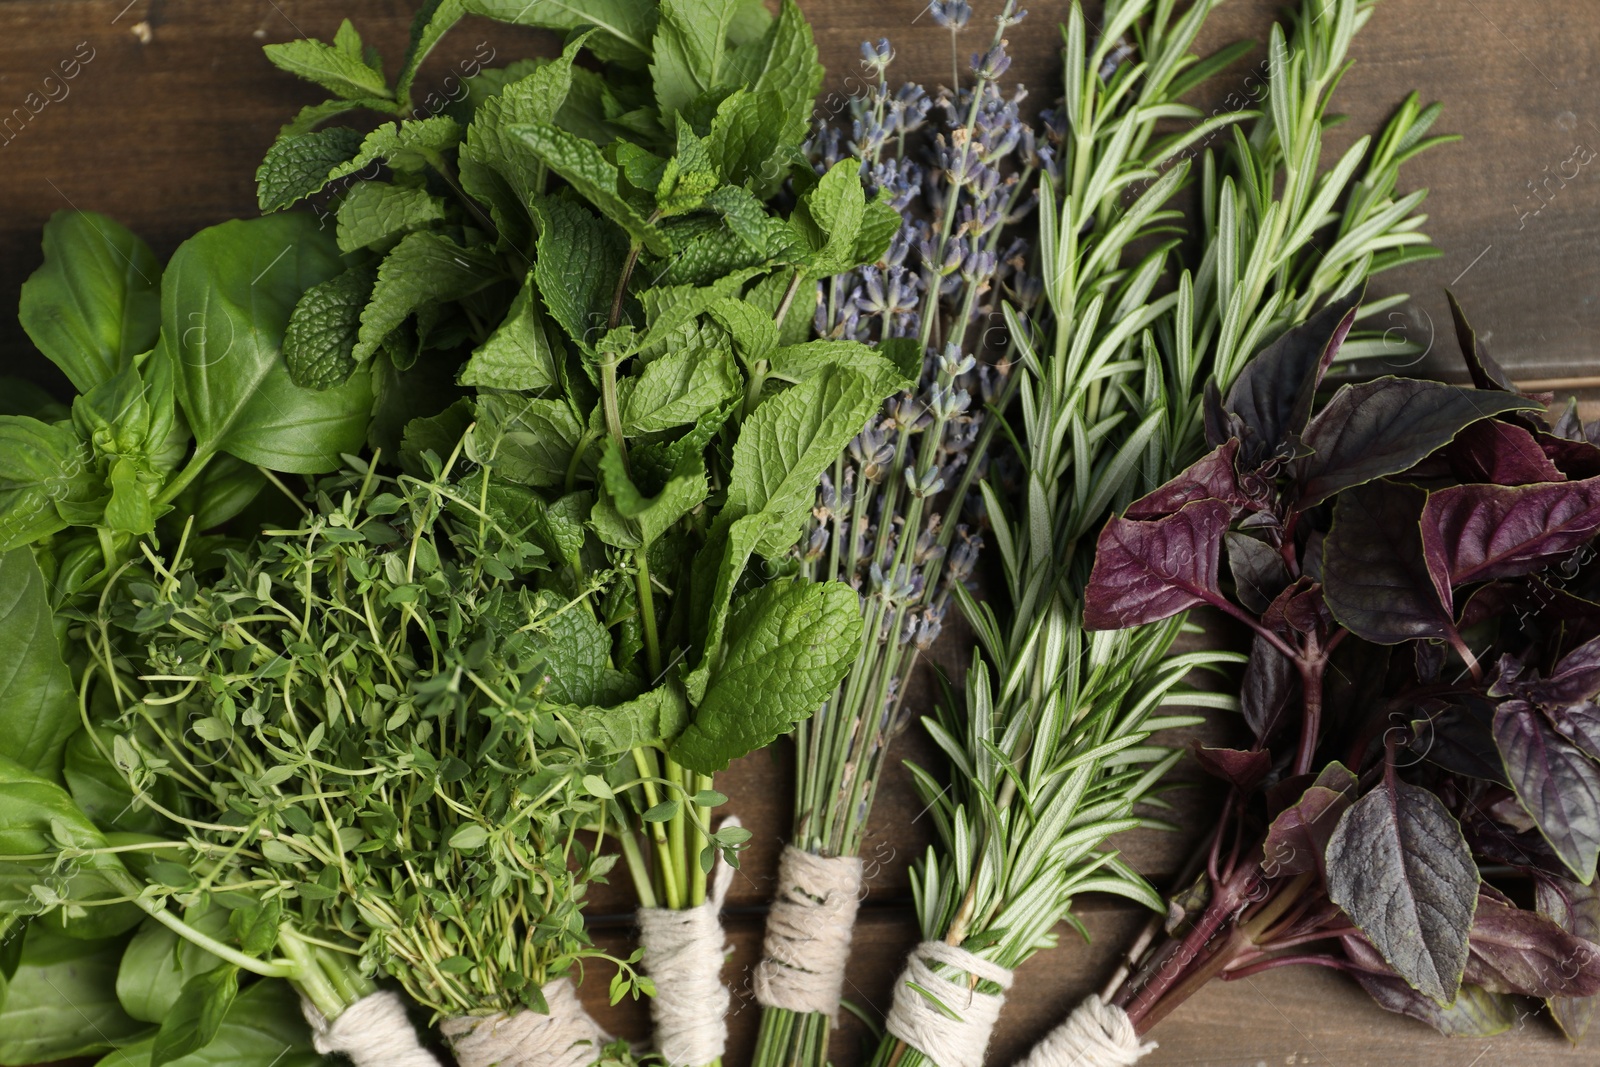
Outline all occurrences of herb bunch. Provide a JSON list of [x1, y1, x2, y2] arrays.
[[1087, 298, 1600, 1038], [84, 438, 643, 1024], [862, 3, 1253, 1065], [751, 8, 1040, 1063]]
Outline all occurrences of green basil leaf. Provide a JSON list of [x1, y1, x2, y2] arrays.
[[164, 214, 374, 473], [0, 926, 145, 1062], [0, 549, 80, 781], [0, 416, 99, 555], [149, 964, 239, 1066], [93, 977, 323, 1067], [19, 210, 161, 393]]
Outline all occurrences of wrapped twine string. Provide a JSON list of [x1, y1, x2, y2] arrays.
[[636, 816, 740, 1067], [885, 941, 1013, 1067], [752, 846, 863, 1018], [299, 990, 444, 1066], [441, 978, 613, 1067], [1014, 996, 1155, 1067]]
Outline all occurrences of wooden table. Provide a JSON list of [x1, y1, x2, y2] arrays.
[[3, 3, 1597, 1065]]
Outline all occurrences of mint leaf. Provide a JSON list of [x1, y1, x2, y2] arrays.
[[593, 441, 708, 548], [460, 32, 591, 247], [463, 0, 657, 65], [0, 548, 80, 780], [707, 89, 788, 191], [650, 0, 742, 121], [746, 270, 814, 347], [284, 265, 376, 390], [255, 126, 365, 212], [726, 0, 821, 148], [671, 578, 862, 772], [328, 116, 462, 182], [724, 363, 887, 557], [469, 394, 584, 488], [335, 181, 447, 251], [708, 298, 778, 365], [510, 122, 667, 255], [531, 196, 626, 346], [263, 37, 392, 101], [569, 682, 689, 754], [765, 339, 910, 397], [794, 159, 866, 277], [855, 189, 902, 267], [621, 328, 742, 433], [458, 274, 560, 392], [396, 0, 465, 105], [354, 232, 502, 363], [636, 269, 765, 358]]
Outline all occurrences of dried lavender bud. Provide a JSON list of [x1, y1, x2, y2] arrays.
[[930, 0, 972, 30]]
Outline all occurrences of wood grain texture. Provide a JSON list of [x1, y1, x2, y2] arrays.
[[4, 2, 1596, 1064]]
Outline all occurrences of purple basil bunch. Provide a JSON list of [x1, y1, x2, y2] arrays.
[[1085, 292, 1600, 1040]]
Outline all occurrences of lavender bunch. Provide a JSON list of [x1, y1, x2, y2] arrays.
[[748, 8, 1040, 1066]]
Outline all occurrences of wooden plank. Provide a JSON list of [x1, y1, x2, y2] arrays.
[[2, 2, 1596, 1064]]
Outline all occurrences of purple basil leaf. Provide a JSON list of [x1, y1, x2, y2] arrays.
[[1465, 889, 1600, 999], [1535, 634, 1600, 707], [1322, 480, 1456, 644], [1553, 399, 1587, 442], [1083, 499, 1232, 630], [1494, 699, 1600, 883], [1352, 972, 1518, 1037], [1226, 531, 1291, 614], [1260, 575, 1331, 642], [1325, 780, 1479, 1004], [1412, 694, 1508, 785], [1262, 761, 1357, 878], [1445, 418, 1566, 486], [1126, 440, 1246, 520], [1421, 477, 1600, 602], [1551, 702, 1600, 761], [1535, 875, 1600, 1041], [1190, 742, 1271, 791], [1241, 631, 1297, 741], [1296, 377, 1539, 509], [1201, 376, 1232, 450], [1224, 289, 1361, 468], [1446, 290, 1518, 394], [1536, 430, 1600, 480]]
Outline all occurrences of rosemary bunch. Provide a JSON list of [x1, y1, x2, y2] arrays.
[[863, 2, 1258, 1064], [74, 448, 639, 1033]]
